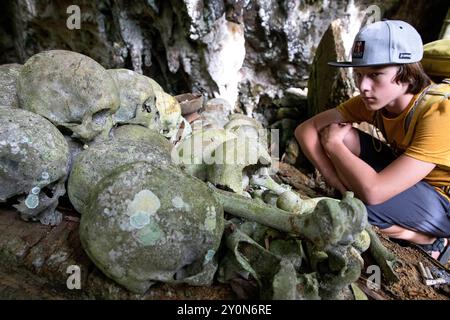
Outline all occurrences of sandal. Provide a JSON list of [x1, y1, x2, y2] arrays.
[[416, 238, 450, 265]]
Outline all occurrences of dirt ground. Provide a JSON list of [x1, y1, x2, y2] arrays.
[[278, 162, 450, 300], [365, 233, 449, 300], [0, 162, 448, 300]]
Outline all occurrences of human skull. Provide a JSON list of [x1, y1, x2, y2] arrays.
[[0, 109, 69, 225], [68, 125, 173, 214], [206, 137, 272, 194], [104, 124, 173, 155], [224, 114, 268, 147], [173, 128, 237, 180], [190, 98, 231, 131], [79, 161, 224, 293], [107, 69, 158, 127], [0, 63, 22, 108], [144, 78, 182, 142], [16, 50, 120, 142], [107, 69, 184, 143]]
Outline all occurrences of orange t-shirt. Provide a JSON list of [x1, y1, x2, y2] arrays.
[[337, 92, 450, 199]]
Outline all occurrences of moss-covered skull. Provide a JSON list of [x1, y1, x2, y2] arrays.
[[191, 98, 231, 131], [107, 69, 183, 142], [145, 78, 182, 142], [173, 128, 237, 180], [105, 124, 173, 154], [17, 50, 120, 142], [207, 137, 272, 194], [107, 69, 158, 126], [0, 63, 22, 108], [0, 109, 69, 225], [68, 125, 172, 214], [224, 114, 264, 141], [108, 68, 182, 142], [80, 161, 224, 294]]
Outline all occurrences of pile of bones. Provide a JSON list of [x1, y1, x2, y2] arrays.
[[0, 50, 396, 299]]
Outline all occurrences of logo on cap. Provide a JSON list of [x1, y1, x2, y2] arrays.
[[352, 41, 365, 59], [399, 52, 411, 59]]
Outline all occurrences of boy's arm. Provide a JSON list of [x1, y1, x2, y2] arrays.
[[322, 124, 436, 205], [294, 108, 348, 194]]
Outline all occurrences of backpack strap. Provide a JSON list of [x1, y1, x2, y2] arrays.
[[371, 83, 450, 152], [402, 83, 450, 146], [372, 83, 440, 144]]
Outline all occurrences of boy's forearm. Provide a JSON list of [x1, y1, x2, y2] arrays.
[[327, 142, 377, 200], [295, 125, 348, 193]]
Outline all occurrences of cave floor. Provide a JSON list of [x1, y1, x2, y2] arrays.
[[0, 163, 448, 300]]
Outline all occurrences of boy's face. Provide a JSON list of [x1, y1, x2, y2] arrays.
[[353, 65, 410, 111]]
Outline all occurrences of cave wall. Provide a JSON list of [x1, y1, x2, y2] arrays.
[[0, 0, 448, 115]]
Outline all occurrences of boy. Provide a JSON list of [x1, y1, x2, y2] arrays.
[[295, 20, 450, 263]]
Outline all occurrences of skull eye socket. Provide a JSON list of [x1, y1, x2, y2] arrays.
[[92, 109, 110, 126], [142, 100, 153, 113], [40, 185, 55, 198], [57, 125, 74, 136], [154, 109, 160, 122]]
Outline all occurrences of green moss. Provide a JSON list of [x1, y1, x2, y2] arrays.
[[136, 219, 165, 246]]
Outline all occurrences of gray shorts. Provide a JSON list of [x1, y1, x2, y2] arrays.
[[357, 130, 450, 238]]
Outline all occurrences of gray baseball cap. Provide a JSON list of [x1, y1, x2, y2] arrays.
[[329, 20, 423, 67]]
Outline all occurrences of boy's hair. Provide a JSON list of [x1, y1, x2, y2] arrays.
[[394, 62, 432, 94]]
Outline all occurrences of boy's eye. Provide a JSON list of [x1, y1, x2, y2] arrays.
[[370, 73, 381, 77]]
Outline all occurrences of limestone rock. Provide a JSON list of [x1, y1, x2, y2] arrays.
[[5, 1, 444, 116], [307, 19, 357, 117]]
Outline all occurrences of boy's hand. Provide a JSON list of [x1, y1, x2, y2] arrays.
[[319, 123, 352, 152], [323, 174, 348, 195]]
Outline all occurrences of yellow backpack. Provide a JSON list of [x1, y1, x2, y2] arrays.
[[421, 39, 450, 78], [402, 39, 450, 146]]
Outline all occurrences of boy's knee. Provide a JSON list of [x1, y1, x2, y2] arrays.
[[294, 122, 307, 143], [342, 127, 361, 156]]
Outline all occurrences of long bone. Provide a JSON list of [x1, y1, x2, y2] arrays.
[[212, 186, 368, 250], [250, 167, 328, 214]]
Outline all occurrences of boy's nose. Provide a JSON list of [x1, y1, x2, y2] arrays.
[[358, 76, 371, 92]]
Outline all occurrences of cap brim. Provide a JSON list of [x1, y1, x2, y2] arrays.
[[328, 61, 405, 68], [328, 61, 354, 67]]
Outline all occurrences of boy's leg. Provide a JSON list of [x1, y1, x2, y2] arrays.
[[342, 127, 361, 156], [343, 130, 450, 239], [338, 127, 394, 191], [366, 182, 450, 261], [335, 127, 361, 188], [366, 181, 450, 239], [340, 127, 396, 171], [379, 225, 437, 244]]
